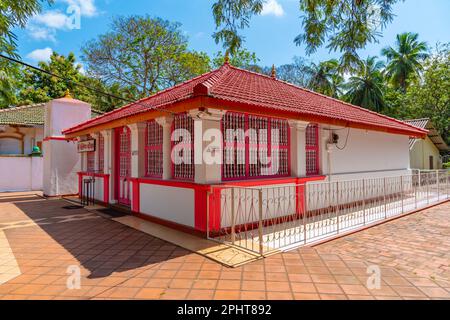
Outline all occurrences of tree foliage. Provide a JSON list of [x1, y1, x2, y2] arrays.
[[304, 59, 344, 98], [382, 32, 429, 91], [212, 48, 259, 70], [81, 16, 211, 99], [344, 56, 385, 112], [212, 0, 264, 54], [0, 0, 52, 56], [212, 0, 401, 70]]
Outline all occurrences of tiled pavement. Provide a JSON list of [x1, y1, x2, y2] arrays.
[[0, 192, 449, 300]]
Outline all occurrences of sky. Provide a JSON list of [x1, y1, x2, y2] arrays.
[[14, 0, 450, 69]]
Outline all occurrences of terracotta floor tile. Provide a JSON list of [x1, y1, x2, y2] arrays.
[[290, 282, 316, 293], [214, 290, 240, 300], [418, 287, 450, 298], [192, 279, 218, 290], [265, 281, 291, 292], [107, 287, 140, 299], [161, 289, 189, 300], [241, 290, 266, 300], [310, 274, 337, 284], [315, 283, 344, 294], [169, 279, 194, 289], [187, 289, 214, 300], [135, 288, 165, 299], [341, 284, 371, 296], [319, 294, 348, 300], [216, 280, 241, 290], [242, 280, 265, 291], [293, 292, 320, 300], [266, 291, 293, 300]]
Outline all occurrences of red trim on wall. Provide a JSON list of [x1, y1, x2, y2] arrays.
[[130, 178, 140, 213], [43, 136, 71, 141], [77, 171, 110, 204]]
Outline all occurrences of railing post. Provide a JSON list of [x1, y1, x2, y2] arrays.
[[206, 189, 210, 239], [336, 181, 340, 235], [258, 189, 264, 256], [436, 170, 440, 201], [427, 173, 430, 205], [414, 173, 418, 209], [231, 188, 236, 245], [383, 177, 387, 219], [303, 184, 307, 245], [400, 175, 404, 214], [362, 179, 366, 225]]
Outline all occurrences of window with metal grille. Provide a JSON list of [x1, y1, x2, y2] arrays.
[[86, 151, 95, 172], [222, 112, 290, 180], [145, 120, 163, 178], [172, 113, 194, 180], [305, 123, 319, 175], [98, 134, 104, 173]]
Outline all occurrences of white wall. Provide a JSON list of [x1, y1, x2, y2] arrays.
[[0, 156, 43, 192], [139, 184, 195, 227], [43, 97, 91, 196], [80, 175, 104, 202], [321, 127, 411, 180]]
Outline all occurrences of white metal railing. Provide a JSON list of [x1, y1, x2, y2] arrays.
[[207, 170, 449, 256]]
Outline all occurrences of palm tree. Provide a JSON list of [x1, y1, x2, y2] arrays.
[[345, 56, 385, 112], [381, 32, 428, 91], [305, 59, 344, 98]]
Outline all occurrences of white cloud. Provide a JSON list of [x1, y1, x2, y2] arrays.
[[26, 47, 53, 62], [261, 0, 285, 17], [33, 11, 70, 29], [27, 25, 57, 42], [62, 0, 97, 17], [26, 1, 97, 41]]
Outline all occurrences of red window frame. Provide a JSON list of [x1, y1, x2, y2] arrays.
[[86, 135, 95, 172], [222, 112, 290, 180], [98, 134, 104, 173], [305, 123, 320, 176], [171, 113, 195, 181], [145, 120, 163, 178]]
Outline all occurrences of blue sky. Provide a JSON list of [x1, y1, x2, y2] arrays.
[[15, 0, 450, 69]]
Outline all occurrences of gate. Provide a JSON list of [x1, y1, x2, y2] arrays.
[[116, 126, 131, 206]]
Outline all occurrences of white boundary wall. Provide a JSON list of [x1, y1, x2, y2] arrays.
[[0, 156, 43, 192], [139, 184, 195, 227]]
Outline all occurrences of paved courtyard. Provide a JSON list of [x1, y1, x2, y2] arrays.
[[0, 192, 449, 300]]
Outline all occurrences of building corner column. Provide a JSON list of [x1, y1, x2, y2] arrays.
[[189, 108, 225, 184], [156, 115, 174, 180], [289, 120, 309, 177]]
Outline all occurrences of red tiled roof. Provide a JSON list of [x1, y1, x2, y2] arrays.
[[63, 63, 427, 137]]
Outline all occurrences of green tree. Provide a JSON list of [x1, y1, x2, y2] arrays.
[[19, 52, 83, 104], [0, 60, 23, 108], [18, 51, 125, 112], [403, 45, 449, 144], [0, 0, 52, 56], [82, 16, 211, 99], [305, 59, 344, 98], [212, 48, 259, 70], [212, 0, 264, 54], [212, 0, 400, 70], [344, 56, 385, 112], [382, 32, 429, 91], [275, 57, 311, 88]]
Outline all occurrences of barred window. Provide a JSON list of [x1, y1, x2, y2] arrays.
[[98, 134, 104, 173], [86, 151, 95, 172], [172, 113, 194, 180], [86, 135, 95, 172], [306, 124, 319, 175], [222, 112, 290, 180], [223, 112, 246, 179], [145, 120, 163, 178]]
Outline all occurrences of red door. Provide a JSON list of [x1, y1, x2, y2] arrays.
[[115, 126, 131, 206]]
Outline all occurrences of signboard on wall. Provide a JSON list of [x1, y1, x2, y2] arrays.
[[77, 139, 96, 153]]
